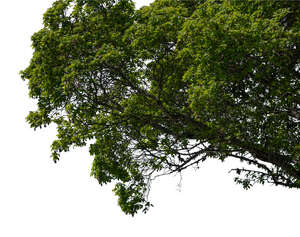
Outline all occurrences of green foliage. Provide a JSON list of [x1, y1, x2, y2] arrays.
[[21, 0, 300, 215]]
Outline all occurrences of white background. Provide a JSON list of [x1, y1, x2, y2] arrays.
[[1, 0, 299, 236]]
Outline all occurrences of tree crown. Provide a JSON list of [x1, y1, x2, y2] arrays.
[[21, 0, 300, 215]]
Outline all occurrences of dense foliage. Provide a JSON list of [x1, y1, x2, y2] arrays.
[[21, 0, 300, 215]]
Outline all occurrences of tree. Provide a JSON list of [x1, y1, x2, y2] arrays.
[[21, 0, 300, 215]]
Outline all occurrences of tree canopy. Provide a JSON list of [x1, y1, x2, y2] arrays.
[[21, 0, 300, 215]]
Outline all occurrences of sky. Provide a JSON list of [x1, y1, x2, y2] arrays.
[[1, 0, 299, 236]]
